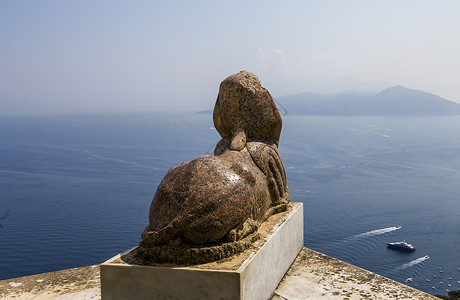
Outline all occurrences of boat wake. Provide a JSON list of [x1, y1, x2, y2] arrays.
[[397, 255, 430, 270], [348, 226, 401, 240]]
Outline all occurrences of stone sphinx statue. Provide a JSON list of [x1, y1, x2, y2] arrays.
[[138, 71, 290, 264]]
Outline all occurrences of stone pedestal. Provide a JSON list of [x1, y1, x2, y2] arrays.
[[100, 203, 303, 300]]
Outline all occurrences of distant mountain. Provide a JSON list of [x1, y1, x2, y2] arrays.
[[265, 75, 393, 97], [277, 86, 460, 116]]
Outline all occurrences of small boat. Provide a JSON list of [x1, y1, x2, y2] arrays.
[[386, 241, 415, 252], [405, 278, 413, 282]]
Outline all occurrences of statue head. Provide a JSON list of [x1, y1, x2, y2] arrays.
[[213, 71, 282, 148]]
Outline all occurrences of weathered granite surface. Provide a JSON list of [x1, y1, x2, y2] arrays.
[[138, 71, 290, 264]]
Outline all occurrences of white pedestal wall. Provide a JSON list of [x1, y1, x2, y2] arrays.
[[101, 203, 303, 300]]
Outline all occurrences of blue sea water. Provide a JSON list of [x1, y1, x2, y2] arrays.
[[0, 112, 459, 296]]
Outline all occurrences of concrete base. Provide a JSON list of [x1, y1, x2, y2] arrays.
[[100, 203, 303, 300]]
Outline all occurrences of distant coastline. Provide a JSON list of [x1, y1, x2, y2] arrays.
[[194, 86, 460, 117], [276, 86, 460, 116]]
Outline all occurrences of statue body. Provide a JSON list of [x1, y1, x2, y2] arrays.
[[138, 71, 290, 264]]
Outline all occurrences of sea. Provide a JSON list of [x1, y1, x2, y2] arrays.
[[0, 112, 459, 296]]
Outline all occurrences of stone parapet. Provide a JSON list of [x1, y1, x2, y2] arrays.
[[0, 264, 100, 300], [0, 247, 440, 299], [273, 248, 439, 300]]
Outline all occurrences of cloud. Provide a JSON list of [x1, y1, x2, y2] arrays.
[[256, 48, 268, 68], [255, 48, 289, 81], [272, 49, 288, 66], [256, 48, 289, 68]]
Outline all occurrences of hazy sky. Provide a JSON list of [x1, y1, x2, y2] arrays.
[[2, 0, 460, 112]]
